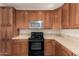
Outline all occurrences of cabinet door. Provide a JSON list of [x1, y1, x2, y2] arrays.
[[0, 40, 12, 56], [44, 11, 52, 29], [52, 8, 62, 29], [1, 26, 13, 40], [44, 40, 55, 56], [0, 8, 2, 26], [75, 4, 79, 28], [0, 7, 14, 26], [16, 11, 25, 28], [62, 4, 70, 28], [1, 8, 9, 26], [24, 11, 29, 28], [55, 41, 63, 56], [69, 4, 76, 28], [0, 7, 15, 55], [0, 7, 15, 40], [55, 41, 73, 56], [69, 3, 79, 28], [62, 45, 73, 56], [12, 40, 28, 56]]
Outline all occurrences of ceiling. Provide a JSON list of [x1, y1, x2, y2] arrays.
[[0, 3, 64, 10]]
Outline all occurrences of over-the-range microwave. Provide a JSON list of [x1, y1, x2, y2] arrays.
[[29, 20, 43, 29]]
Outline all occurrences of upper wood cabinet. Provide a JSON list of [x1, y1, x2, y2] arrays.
[[0, 7, 15, 26], [28, 11, 38, 20], [16, 11, 25, 28], [0, 27, 13, 40], [44, 11, 52, 29], [16, 11, 52, 29], [69, 4, 79, 28], [24, 11, 29, 28], [0, 7, 15, 40], [62, 3, 79, 29], [28, 11, 52, 29], [62, 4, 70, 28], [51, 8, 62, 29]]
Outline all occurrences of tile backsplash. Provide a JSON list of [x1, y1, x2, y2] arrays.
[[61, 29, 79, 38], [19, 29, 61, 36], [19, 28, 79, 38]]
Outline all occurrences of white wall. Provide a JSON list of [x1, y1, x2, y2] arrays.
[[61, 29, 79, 38]]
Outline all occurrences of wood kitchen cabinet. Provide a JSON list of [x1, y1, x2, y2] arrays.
[[62, 4, 70, 28], [0, 7, 15, 40], [69, 4, 79, 28], [16, 11, 25, 29], [0, 7, 16, 55], [0, 7, 15, 26], [28, 11, 52, 29], [51, 8, 62, 29], [16, 10, 53, 29], [62, 45, 73, 56], [12, 40, 28, 56], [0, 40, 12, 56], [55, 41, 63, 56], [44, 39, 55, 56], [62, 3, 79, 29], [44, 11, 52, 29], [55, 41, 73, 56]]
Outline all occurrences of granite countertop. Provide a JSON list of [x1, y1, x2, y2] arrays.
[[12, 34, 79, 56]]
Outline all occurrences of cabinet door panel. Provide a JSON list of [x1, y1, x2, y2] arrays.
[[12, 40, 28, 56], [52, 8, 62, 29], [29, 11, 38, 20], [55, 41, 63, 56], [0, 8, 2, 26], [44, 11, 51, 29], [24, 11, 29, 28], [70, 4, 76, 28], [55, 41, 73, 56], [44, 40, 55, 56], [0, 40, 12, 56], [69, 3, 79, 28], [0, 8, 14, 26], [2, 8, 9, 26], [62, 4, 70, 28], [16, 11, 25, 28], [0, 27, 13, 40]]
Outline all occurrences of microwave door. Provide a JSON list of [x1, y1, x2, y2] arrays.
[[29, 20, 43, 29]]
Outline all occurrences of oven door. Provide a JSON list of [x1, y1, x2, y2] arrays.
[[29, 41, 44, 51]]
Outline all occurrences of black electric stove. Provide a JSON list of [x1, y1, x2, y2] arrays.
[[28, 32, 44, 56]]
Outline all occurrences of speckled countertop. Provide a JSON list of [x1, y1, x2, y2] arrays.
[[12, 34, 79, 56]]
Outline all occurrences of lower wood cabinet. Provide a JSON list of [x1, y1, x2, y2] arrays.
[[0, 40, 12, 56], [55, 41, 63, 56], [12, 40, 28, 56], [11, 39, 76, 56], [62, 45, 73, 56], [55, 41, 73, 56], [44, 39, 55, 56]]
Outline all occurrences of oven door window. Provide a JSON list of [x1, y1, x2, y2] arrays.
[[31, 42, 42, 50]]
